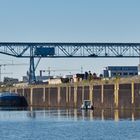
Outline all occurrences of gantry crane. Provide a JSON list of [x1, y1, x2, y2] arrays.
[[0, 42, 140, 83]]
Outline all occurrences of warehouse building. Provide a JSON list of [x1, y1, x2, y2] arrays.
[[103, 66, 138, 78]]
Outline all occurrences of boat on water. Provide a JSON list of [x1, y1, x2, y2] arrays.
[[81, 100, 94, 110], [0, 92, 28, 107]]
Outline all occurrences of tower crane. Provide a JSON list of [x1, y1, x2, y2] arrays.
[[39, 67, 79, 77], [0, 63, 28, 82]]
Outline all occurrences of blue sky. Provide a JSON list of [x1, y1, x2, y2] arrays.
[[0, 0, 140, 80]]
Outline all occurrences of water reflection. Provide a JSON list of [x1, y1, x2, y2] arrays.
[[0, 107, 140, 121], [26, 108, 140, 121]]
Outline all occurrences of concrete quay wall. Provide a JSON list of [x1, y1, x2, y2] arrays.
[[12, 82, 140, 109]]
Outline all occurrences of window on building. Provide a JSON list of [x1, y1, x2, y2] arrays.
[[123, 73, 128, 76], [129, 73, 134, 76]]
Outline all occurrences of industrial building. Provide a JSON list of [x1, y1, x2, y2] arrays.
[[103, 66, 138, 78]]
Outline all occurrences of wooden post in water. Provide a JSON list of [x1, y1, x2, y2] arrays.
[[132, 111, 135, 121], [131, 81, 134, 107], [68, 86, 71, 106], [116, 82, 119, 108], [74, 86, 77, 108], [114, 84, 116, 107], [66, 86, 69, 106], [82, 86, 84, 101], [89, 85, 93, 103], [101, 109, 104, 121], [58, 86, 61, 106], [30, 88, 33, 106], [101, 84, 104, 105], [114, 80, 119, 108], [114, 110, 119, 122], [48, 87, 50, 107], [43, 87, 45, 103]]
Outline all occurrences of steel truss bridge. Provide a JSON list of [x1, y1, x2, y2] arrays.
[[0, 42, 140, 83]]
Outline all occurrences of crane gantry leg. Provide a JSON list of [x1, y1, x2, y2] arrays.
[[29, 47, 36, 84], [29, 47, 42, 84]]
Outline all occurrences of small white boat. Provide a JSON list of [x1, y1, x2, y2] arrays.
[[81, 100, 93, 110]]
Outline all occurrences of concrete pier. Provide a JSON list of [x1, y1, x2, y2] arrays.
[[13, 82, 140, 109]]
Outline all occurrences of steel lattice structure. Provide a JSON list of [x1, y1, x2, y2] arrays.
[[0, 42, 140, 57], [0, 42, 140, 83]]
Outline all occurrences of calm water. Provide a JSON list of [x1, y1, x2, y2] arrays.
[[0, 108, 140, 140]]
